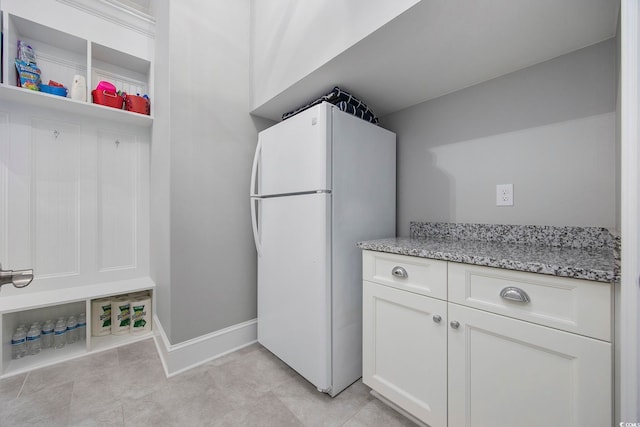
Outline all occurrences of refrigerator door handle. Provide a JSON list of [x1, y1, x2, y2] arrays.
[[250, 136, 262, 198], [250, 136, 263, 257], [249, 138, 262, 257], [250, 196, 263, 257]]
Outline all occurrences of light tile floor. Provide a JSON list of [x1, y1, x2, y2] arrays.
[[0, 339, 416, 426]]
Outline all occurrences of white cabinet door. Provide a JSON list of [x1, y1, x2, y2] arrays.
[[448, 303, 611, 427], [363, 281, 447, 427]]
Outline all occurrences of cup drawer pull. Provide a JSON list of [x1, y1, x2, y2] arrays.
[[500, 287, 531, 303], [391, 266, 408, 279]]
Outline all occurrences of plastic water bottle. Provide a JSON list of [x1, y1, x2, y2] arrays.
[[30, 321, 42, 330], [41, 320, 54, 349], [11, 328, 27, 359], [53, 318, 67, 349], [77, 313, 86, 342], [66, 316, 78, 344], [26, 325, 41, 355]]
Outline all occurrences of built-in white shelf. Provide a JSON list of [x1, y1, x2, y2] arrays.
[[0, 2, 155, 379], [1, 11, 153, 127], [5, 341, 87, 376], [0, 277, 155, 378], [0, 85, 153, 127], [90, 331, 153, 354], [0, 277, 155, 314]]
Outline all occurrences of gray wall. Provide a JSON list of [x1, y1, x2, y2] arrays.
[[155, 0, 266, 344], [382, 39, 618, 236]]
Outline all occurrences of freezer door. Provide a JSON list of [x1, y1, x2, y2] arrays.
[[257, 193, 332, 391], [258, 104, 331, 196]]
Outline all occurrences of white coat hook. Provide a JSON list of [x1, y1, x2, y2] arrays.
[[53, 129, 60, 139]]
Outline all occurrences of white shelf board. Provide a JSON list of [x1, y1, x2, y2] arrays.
[[3, 342, 87, 378], [0, 84, 153, 127], [0, 276, 156, 314], [90, 331, 154, 354]]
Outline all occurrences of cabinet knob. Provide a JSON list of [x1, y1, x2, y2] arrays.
[[450, 320, 460, 329], [433, 315, 442, 323], [391, 266, 408, 279]]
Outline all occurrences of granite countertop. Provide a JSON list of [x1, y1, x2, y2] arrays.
[[357, 223, 619, 284]]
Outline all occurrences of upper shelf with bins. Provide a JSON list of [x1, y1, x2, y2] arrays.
[[1, 13, 153, 127]]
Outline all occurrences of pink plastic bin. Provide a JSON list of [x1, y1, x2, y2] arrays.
[[95, 81, 116, 93]]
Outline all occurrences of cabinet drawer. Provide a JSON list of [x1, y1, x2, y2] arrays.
[[362, 251, 447, 299], [448, 262, 612, 341]]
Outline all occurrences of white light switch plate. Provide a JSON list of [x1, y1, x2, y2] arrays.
[[496, 184, 514, 206]]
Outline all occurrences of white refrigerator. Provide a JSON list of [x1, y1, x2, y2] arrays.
[[250, 102, 396, 396]]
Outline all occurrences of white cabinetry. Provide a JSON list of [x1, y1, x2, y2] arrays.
[[0, 279, 154, 378], [447, 303, 611, 427], [1, 9, 153, 126], [363, 281, 447, 427], [362, 250, 613, 427], [363, 252, 448, 426], [0, 1, 155, 376]]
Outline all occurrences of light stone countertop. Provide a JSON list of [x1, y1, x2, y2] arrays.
[[357, 223, 618, 284]]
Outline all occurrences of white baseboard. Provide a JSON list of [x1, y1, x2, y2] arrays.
[[152, 315, 257, 377]]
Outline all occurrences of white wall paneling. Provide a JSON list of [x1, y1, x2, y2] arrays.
[[619, 0, 640, 421], [31, 117, 82, 279], [97, 129, 138, 272], [91, 68, 147, 98], [0, 104, 150, 297], [0, 112, 9, 266]]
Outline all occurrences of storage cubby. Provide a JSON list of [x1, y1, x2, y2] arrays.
[[3, 14, 87, 90], [1, 301, 87, 377], [0, 11, 153, 126], [88, 290, 153, 354], [0, 280, 154, 378], [92, 42, 149, 97]]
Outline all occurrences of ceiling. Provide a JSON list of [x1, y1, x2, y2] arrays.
[[250, 0, 620, 121]]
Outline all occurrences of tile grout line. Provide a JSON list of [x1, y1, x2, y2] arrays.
[[340, 397, 370, 426], [16, 371, 29, 399]]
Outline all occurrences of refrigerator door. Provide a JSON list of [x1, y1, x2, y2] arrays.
[[257, 192, 332, 392], [257, 103, 331, 196]]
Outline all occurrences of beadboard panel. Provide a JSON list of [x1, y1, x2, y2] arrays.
[[91, 67, 147, 98], [0, 104, 149, 296], [0, 112, 8, 266], [31, 117, 82, 278], [97, 129, 138, 272]]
